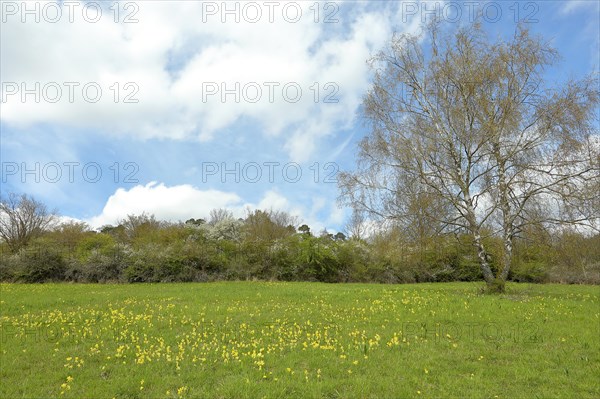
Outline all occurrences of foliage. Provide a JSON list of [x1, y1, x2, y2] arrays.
[[0, 205, 598, 285], [338, 21, 599, 287], [10, 238, 67, 282]]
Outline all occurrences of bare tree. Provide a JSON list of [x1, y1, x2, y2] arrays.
[[119, 213, 161, 241], [339, 22, 599, 290], [208, 208, 234, 225], [243, 209, 298, 242], [344, 208, 366, 240], [0, 193, 57, 252]]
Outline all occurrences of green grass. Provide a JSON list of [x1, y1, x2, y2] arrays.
[[1, 282, 598, 398]]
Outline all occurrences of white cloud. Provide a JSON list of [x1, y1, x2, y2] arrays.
[[252, 189, 349, 233], [86, 182, 243, 228], [256, 190, 292, 211], [85, 183, 346, 233], [560, 1, 598, 14], [327, 203, 346, 226], [1, 1, 410, 160]]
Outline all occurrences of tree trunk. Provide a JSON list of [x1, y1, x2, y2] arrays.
[[499, 234, 513, 281], [496, 154, 513, 283], [463, 191, 495, 284], [473, 232, 495, 284]]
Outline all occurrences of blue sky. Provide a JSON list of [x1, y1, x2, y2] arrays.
[[1, 0, 598, 231]]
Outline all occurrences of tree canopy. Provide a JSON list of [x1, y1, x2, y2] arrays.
[[339, 21, 599, 291]]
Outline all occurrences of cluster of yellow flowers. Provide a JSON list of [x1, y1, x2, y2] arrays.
[[5, 283, 593, 397], [59, 376, 74, 395], [2, 289, 465, 396]]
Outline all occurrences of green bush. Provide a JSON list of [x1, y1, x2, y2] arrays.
[[13, 244, 67, 283], [2, 208, 597, 285], [510, 261, 548, 283], [0, 252, 16, 281], [78, 252, 127, 283], [453, 255, 483, 281], [75, 233, 116, 260]]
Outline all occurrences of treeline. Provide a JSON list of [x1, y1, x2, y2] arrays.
[[1, 208, 598, 284]]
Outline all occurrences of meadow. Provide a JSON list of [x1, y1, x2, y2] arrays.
[[0, 282, 598, 398]]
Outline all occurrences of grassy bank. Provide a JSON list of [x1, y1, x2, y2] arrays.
[[1, 282, 598, 398]]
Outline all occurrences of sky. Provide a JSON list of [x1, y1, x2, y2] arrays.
[[1, 0, 598, 232]]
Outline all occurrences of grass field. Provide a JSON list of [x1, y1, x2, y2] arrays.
[[1, 282, 598, 398]]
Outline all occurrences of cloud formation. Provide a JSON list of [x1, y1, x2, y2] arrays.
[[1, 1, 401, 161], [85, 182, 341, 232]]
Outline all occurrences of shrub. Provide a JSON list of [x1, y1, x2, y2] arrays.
[[13, 244, 67, 283], [75, 251, 126, 283], [0, 252, 16, 281], [510, 261, 548, 283]]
